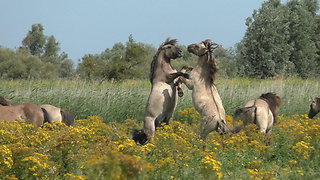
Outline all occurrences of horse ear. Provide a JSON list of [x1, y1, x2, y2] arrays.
[[310, 96, 314, 102]]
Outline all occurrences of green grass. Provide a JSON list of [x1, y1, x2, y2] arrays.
[[0, 78, 319, 124]]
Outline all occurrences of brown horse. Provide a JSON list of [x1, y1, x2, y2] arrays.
[[233, 92, 281, 145], [179, 39, 230, 139], [308, 97, 320, 119], [41, 104, 75, 126], [0, 96, 48, 127], [133, 38, 189, 144]]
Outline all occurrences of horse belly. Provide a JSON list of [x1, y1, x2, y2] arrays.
[[146, 83, 177, 118], [192, 88, 224, 120]]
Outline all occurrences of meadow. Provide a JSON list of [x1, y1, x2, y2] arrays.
[[0, 78, 319, 123], [0, 78, 320, 179]]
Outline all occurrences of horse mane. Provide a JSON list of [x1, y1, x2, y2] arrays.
[[202, 39, 219, 84], [0, 96, 11, 106], [259, 92, 281, 122], [149, 38, 178, 83]]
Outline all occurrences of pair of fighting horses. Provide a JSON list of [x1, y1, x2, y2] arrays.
[[0, 96, 74, 127], [133, 38, 283, 145]]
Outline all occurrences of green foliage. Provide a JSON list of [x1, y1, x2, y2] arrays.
[[77, 35, 156, 81], [0, 47, 59, 79], [238, 0, 320, 78], [22, 24, 46, 56], [0, 24, 75, 79], [0, 78, 319, 124]]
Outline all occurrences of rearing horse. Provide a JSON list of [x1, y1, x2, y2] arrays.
[[133, 38, 189, 144], [179, 39, 230, 139]]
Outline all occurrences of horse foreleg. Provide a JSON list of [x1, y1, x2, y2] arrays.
[[175, 78, 184, 97]]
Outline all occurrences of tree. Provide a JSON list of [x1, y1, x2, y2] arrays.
[[43, 35, 60, 58], [287, 0, 319, 78], [77, 35, 156, 81], [237, 0, 319, 78], [58, 52, 75, 78], [22, 24, 46, 56]]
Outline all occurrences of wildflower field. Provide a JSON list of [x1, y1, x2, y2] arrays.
[[0, 78, 320, 179]]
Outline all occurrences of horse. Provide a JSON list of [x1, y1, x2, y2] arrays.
[[233, 92, 281, 145], [178, 39, 230, 139], [0, 96, 48, 127], [132, 38, 189, 144], [40, 104, 75, 126], [308, 97, 320, 119]]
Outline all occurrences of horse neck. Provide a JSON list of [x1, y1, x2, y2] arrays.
[[194, 55, 213, 84], [150, 52, 174, 84]]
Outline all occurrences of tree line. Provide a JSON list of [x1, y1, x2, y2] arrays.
[[0, 0, 319, 80]]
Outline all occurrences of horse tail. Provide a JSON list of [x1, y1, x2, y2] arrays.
[[61, 109, 75, 126], [41, 108, 51, 124]]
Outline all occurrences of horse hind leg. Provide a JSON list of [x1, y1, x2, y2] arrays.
[[144, 115, 156, 139], [41, 108, 51, 124]]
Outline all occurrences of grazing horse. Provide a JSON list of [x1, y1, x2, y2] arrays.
[[0, 96, 47, 127], [308, 97, 320, 119], [133, 38, 189, 144], [179, 39, 230, 139], [233, 92, 281, 145], [40, 104, 75, 126]]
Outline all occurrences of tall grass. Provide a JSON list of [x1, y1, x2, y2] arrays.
[[0, 78, 319, 123]]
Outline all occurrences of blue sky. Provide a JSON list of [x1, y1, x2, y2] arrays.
[[1, 0, 268, 64]]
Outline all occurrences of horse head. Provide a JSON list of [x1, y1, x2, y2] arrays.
[[259, 92, 281, 123], [0, 96, 12, 106], [187, 39, 219, 56], [259, 92, 281, 109], [187, 39, 220, 83], [60, 109, 75, 126], [161, 38, 183, 60], [308, 97, 320, 119], [150, 38, 184, 83]]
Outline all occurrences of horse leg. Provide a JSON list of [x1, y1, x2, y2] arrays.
[[167, 72, 189, 84], [265, 130, 272, 146], [144, 115, 156, 139], [199, 116, 215, 139], [175, 78, 184, 97]]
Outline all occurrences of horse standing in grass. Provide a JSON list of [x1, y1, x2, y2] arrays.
[[308, 97, 320, 119], [0, 96, 48, 127], [233, 92, 281, 145], [178, 39, 230, 139], [40, 104, 75, 126], [132, 38, 189, 144]]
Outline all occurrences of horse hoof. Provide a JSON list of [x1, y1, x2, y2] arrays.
[[183, 73, 190, 79], [178, 91, 184, 97]]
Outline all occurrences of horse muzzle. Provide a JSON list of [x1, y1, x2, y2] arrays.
[[308, 109, 317, 119]]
